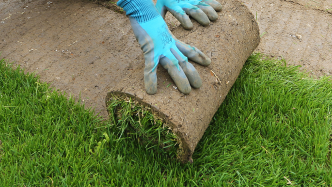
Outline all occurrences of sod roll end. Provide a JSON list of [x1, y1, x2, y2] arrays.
[[106, 0, 260, 163]]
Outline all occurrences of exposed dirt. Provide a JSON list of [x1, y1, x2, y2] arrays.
[[239, 0, 332, 76], [93, 0, 125, 14], [285, 0, 332, 13], [1, 0, 330, 79], [1, 0, 141, 118], [2, 0, 331, 116]]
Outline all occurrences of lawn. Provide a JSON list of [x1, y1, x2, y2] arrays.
[[0, 53, 331, 186]]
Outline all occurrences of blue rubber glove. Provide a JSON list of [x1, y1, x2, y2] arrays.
[[156, 0, 222, 30], [117, 0, 211, 95]]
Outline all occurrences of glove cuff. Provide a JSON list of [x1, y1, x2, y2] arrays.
[[117, 0, 160, 23]]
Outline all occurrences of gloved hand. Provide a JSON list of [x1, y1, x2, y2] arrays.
[[117, 0, 211, 95], [156, 0, 222, 30]]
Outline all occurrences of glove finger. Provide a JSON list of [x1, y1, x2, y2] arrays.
[[170, 48, 202, 89], [183, 5, 210, 26], [196, 3, 218, 21], [159, 55, 191, 94], [144, 67, 158, 95], [167, 8, 193, 30], [202, 0, 223, 12], [128, 17, 159, 94], [143, 53, 159, 95], [175, 40, 211, 66]]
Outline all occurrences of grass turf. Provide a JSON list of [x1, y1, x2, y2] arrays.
[[0, 53, 331, 186], [107, 96, 179, 157]]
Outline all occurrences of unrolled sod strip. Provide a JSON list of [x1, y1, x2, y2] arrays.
[[106, 0, 260, 163]]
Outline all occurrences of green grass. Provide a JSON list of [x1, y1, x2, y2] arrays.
[[107, 96, 179, 157], [0, 53, 332, 186]]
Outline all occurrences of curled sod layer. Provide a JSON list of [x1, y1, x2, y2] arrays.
[[104, 0, 260, 162], [107, 95, 179, 157]]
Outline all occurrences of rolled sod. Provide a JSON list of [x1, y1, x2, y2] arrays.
[[106, 0, 260, 163]]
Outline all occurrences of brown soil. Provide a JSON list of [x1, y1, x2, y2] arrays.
[[1, 0, 139, 118], [93, 0, 125, 14], [2, 0, 330, 115], [239, 0, 332, 76]]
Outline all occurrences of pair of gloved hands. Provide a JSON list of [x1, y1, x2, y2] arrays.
[[117, 0, 222, 94]]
